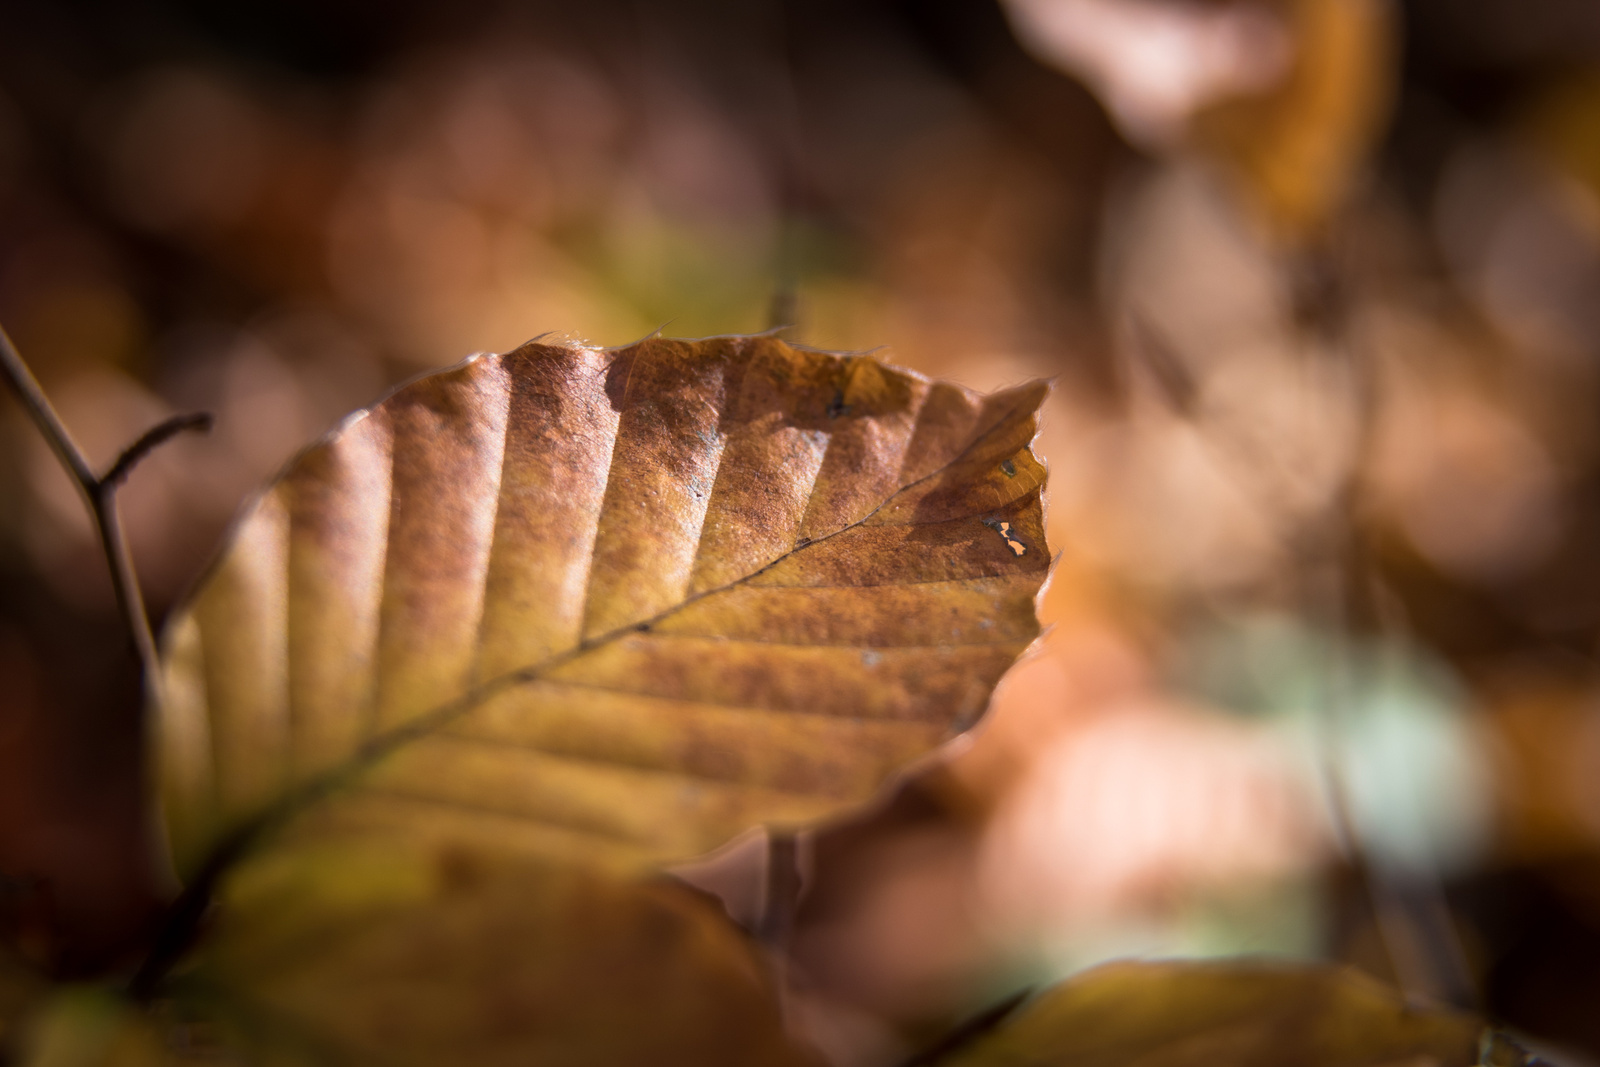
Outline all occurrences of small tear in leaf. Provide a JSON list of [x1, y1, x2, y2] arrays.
[[861, 650, 882, 667], [826, 390, 851, 419], [983, 517, 1028, 557], [1000, 459, 1017, 478]]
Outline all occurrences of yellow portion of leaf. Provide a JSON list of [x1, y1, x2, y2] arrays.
[[1193, 0, 1397, 242], [940, 959, 1482, 1067], [155, 335, 1049, 877], [12, 989, 169, 1067], [173, 830, 820, 1067], [1, 950, 50, 1062]]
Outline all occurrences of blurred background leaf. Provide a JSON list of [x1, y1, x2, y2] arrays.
[[939, 959, 1483, 1067]]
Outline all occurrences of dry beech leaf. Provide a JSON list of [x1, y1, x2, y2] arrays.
[[7, 838, 818, 1067], [939, 959, 1484, 1067], [155, 334, 1050, 879], [1192, 0, 1398, 242], [162, 832, 821, 1067]]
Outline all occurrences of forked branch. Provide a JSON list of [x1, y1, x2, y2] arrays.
[[0, 321, 211, 693]]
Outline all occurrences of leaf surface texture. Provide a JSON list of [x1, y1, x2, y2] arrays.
[[156, 335, 1049, 876]]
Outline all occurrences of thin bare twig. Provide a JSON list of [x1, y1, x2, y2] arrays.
[[0, 326, 96, 489], [103, 412, 213, 488], [0, 321, 208, 696]]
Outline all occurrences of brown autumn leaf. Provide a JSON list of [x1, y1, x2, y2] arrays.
[[938, 959, 1487, 1067], [1001, 0, 1394, 242], [155, 333, 1050, 880], [170, 831, 818, 1067], [8, 834, 819, 1067], [1191, 0, 1398, 243], [10, 988, 170, 1067]]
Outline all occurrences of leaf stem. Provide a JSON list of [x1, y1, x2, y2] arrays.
[[0, 321, 210, 698]]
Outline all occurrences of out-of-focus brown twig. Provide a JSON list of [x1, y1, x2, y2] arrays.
[[1127, 277, 1479, 1011], [0, 320, 211, 699]]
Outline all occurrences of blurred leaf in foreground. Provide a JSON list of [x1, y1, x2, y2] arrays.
[[938, 959, 1485, 1067], [11, 988, 168, 1067], [7, 836, 819, 1067], [169, 833, 820, 1067], [155, 332, 1049, 875]]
